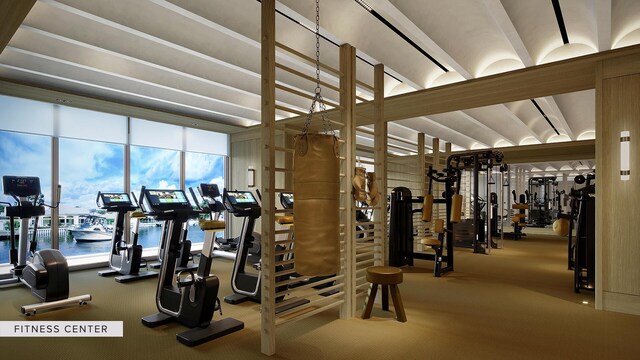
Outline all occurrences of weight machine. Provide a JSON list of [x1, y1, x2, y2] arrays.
[[388, 165, 456, 276], [446, 150, 505, 254], [567, 173, 595, 293], [527, 176, 558, 228]]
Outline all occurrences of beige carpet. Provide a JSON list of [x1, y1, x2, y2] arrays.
[[1, 234, 639, 360]]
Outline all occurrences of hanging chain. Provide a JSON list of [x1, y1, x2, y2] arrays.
[[302, 0, 335, 136]]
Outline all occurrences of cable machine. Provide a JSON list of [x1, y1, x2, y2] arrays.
[[527, 176, 558, 227], [446, 150, 505, 254], [567, 173, 595, 292], [388, 165, 456, 276]]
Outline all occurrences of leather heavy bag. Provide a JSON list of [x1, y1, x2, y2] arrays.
[[293, 133, 341, 276]]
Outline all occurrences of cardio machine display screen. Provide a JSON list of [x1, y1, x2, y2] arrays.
[[200, 183, 221, 198], [3, 176, 41, 198], [145, 190, 190, 207], [226, 191, 257, 205], [100, 193, 132, 206]]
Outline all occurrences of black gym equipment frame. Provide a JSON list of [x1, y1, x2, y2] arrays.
[[567, 173, 595, 293], [0, 176, 91, 315], [96, 192, 158, 283], [527, 176, 559, 228], [447, 150, 505, 254], [388, 165, 456, 276], [138, 186, 243, 346]]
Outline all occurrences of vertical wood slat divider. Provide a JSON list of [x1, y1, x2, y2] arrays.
[[261, 1, 357, 353], [260, 0, 276, 356], [340, 43, 356, 318]]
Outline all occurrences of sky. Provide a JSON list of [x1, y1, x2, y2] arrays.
[[1, 131, 225, 216]]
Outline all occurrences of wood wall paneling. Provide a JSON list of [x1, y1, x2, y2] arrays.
[[601, 74, 640, 298]]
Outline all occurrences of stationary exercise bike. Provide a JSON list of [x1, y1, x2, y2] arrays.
[[96, 191, 157, 283], [0, 175, 91, 315], [138, 187, 243, 346]]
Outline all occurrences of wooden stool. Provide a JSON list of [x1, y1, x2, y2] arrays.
[[361, 266, 407, 322]]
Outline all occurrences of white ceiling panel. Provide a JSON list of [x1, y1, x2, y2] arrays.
[[0, 0, 636, 155]]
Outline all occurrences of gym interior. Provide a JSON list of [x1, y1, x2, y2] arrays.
[[1, 1, 640, 359]]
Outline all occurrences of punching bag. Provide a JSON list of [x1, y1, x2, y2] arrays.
[[294, 133, 341, 276]]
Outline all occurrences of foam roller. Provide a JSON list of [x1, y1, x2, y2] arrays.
[[433, 218, 445, 234], [450, 194, 462, 223], [422, 194, 433, 222], [294, 133, 341, 276]]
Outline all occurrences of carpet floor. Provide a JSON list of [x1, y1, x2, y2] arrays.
[[1, 233, 639, 360]]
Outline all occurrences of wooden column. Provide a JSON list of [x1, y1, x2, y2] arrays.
[[596, 54, 640, 314], [0, 0, 36, 54], [340, 43, 356, 319], [373, 64, 387, 265], [417, 133, 426, 237], [260, 0, 276, 355]]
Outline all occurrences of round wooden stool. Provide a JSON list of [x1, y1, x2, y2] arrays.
[[361, 266, 407, 322]]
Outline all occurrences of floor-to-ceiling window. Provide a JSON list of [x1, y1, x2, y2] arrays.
[[130, 118, 182, 250], [0, 95, 228, 268], [0, 95, 54, 267], [0, 131, 52, 264], [59, 138, 125, 257], [57, 106, 127, 258], [185, 151, 226, 244]]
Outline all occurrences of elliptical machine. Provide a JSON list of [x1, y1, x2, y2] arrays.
[[220, 189, 308, 313], [138, 187, 243, 346], [96, 192, 157, 283], [0, 176, 91, 315], [221, 189, 263, 305], [194, 183, 260, 261]]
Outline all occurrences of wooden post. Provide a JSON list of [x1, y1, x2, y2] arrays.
[[260, 0, 276, 355], [340, 43, 356, 319], [417, 133, 426, 239], [373, 64, 387, 265]]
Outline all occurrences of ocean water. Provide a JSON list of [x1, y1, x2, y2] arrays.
[[0, 224, 206, 264]]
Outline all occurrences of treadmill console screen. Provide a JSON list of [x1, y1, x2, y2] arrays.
[[99, 192, 132, 207], [225, 191, 257, 205], [3, 176, 41, 198], [141, 189, 192, 212]]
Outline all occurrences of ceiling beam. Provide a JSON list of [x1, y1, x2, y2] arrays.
[[367, 0, 470, 78], [542, 95, 576, 140], [359, 0, 530, 148], [596, 0, 612, 51], [483, 0, 576, 140], [0, 0, 36, 55], [483, 0, 534, 66], [498, 104, 545, 144], [457, 110, 515, 146], [368, 44, 640, 122], [4, 46, 261, 124], [494, 139, 595, 164]]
